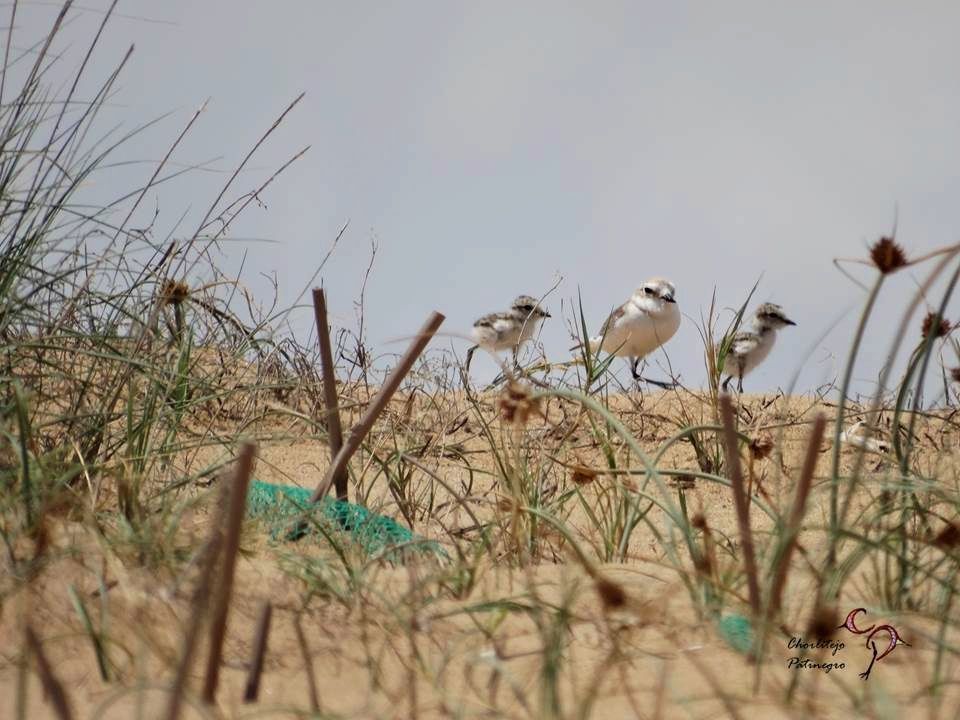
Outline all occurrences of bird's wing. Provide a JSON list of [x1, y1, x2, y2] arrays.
[[729, 331, 760, 356], [473, 312, 507, 329], [598, 302, 629, 338]]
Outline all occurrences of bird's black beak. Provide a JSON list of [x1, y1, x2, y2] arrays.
[[544, 311, 552, 318], [662, 294, 676, 304], [785, 318, 797, 326]]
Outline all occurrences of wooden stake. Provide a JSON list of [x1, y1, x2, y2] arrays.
[[24, 626, 74, 720], [719, 394, 761, 619], [312, 288, 348, 499], [243, 601, 273, 703], [202, 443, 256, 703]]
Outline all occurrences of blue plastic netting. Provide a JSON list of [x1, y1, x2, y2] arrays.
[[246, 480, 444, 561]]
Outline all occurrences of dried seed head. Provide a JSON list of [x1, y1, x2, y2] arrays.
[[869, 236, 908, 274], [670, 474, 696, 490], [749, 433, 775, 461], [921, 312, 951, 340], [498, 381, 543, 426], [594, 576, 627, 609], [807, 605, 839, 639], [933, 521, 960, 550], [159, 278, 190, 306], [570, 464, 598, 485]]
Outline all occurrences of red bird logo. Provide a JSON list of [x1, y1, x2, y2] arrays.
[[837, 608, 911, 680]]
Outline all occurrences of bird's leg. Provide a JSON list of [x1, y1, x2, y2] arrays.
[[737, 376, 744, 394], [721, 375, 731, 392], [632, 356, 675, 389], [637, 376, 677, 390], [859, 642, 879, 681], [511, 347, 521, 374]]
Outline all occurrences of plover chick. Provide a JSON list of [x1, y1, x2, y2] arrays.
[[585, 277, 681, 386], [466, 295, 551, 371], [721, 302, 796, 393], [839, 420, 890, 455]]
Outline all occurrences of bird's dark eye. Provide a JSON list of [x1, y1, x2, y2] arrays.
[[643, 287, 655, 295]]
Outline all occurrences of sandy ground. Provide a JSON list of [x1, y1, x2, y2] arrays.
[[3, 389, 960, 718]]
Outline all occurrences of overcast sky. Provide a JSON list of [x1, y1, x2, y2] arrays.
[[12, 1, 960, 395]]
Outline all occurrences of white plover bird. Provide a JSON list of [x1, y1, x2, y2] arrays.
[[465, 295, 551, 371], [584, 277, 681, 387], [721, 302, 796, 393]]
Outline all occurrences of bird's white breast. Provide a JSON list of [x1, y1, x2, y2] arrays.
[[739, 330, 776, 376], [516, 316, 543, 345], [598, 300, 680, 358]]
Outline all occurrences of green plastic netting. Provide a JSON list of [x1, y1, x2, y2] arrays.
[[717, 613, 755, 655], [246, 480, 445, 562]]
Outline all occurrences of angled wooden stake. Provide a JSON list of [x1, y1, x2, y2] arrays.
[[767, 414, 826, 618], [164, 478, 232, 720], [202, 443, 256, 703], [308, 311, 445, 504], [24, 626, 74, 720], [243, 601, 273, 703]]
